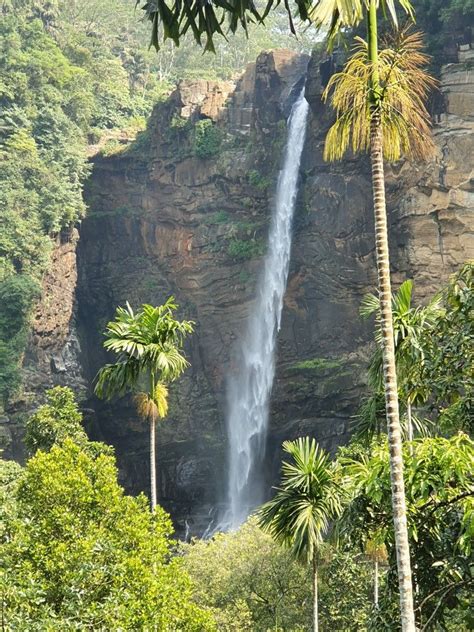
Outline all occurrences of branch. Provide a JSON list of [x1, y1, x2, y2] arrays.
[[419, 490, 474, 519], [419, 579, 472, 631]]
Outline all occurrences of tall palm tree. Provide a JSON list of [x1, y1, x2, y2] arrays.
[[322, 27, 435, 630], [360, 280, 442, 443], [258, 437, 343, 632], [94, 298, 193, 510]]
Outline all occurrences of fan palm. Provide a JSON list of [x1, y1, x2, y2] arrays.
[[94, 298, 193, 510], [359, 279, 442, 442], [258, 437, 343, 632]]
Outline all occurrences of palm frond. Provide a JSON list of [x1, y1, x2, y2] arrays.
[[323, 28, 437, 162], [134, 383, 169, 421], [95, 297, 193, 402], [258, 437, 343, 563], [94, 359, 140, 400]]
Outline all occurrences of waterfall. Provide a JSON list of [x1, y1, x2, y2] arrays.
[[223, 87, 309, 530]]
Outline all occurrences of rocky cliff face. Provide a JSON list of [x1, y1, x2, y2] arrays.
[[4, 48, 472, 534]]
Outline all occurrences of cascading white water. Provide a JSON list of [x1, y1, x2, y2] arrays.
[[223, 87, 309, 530]]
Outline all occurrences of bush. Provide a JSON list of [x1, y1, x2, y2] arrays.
[[228, 238, 264, 261], [0, 275, 41, 406], [248, 169, 271, 191], [181, 518, 373, 631], [192, 119, 222, 158]]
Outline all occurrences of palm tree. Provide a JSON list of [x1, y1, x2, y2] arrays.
[[322, 26, 435, 630], [360, 280, 442, 443], [94, 298, 193, 510], [258, 437, 343, 632], [365, 537, 388, 609]]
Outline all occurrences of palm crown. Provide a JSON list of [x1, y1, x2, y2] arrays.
[[323, 29, 436, 162], [94, 298, 194, 400], [259, 437, 343, 563]]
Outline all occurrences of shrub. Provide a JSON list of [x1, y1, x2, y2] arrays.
[[0, 441, 215, 630], [248, 169, 271, 191], [227, 238, 264, 261], [192, 119, 222, 158]]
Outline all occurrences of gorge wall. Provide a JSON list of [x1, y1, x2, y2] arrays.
[[3, 48, 473, 534]]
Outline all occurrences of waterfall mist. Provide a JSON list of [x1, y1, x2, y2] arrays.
[[221, 87, 309, 530]]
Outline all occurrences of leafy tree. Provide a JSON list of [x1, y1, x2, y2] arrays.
[[420, 262, 473, 434], [94, 298, 193, 510], [182, 517, 372, 631], [339, 434, 474, 630], [259, 437, 343, 632], [358, 279, 442, 442], [358, 264, 473, 439], [0, 440, 215, 630], [25, 385, 110, 456]]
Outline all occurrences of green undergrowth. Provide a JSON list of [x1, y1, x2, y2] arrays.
[[290, 357, 345, 372]]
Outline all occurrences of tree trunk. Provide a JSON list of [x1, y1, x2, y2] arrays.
[[150, 415, 157, 511], [312, 555, 319, 632], [407, 400, 413, 439], [369, 113, 416, 632], [367, 2, 416, 628], [374, 560, 379, 608]]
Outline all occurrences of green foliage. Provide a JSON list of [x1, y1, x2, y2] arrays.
[[0, 275, 41, 406], [248, 169, 271, 191], [290, 357, 343, 372], [421, 262, 473, 433], [140, 0, 412, 52], [182, 518, 372, 631], [357, 267, 472, 440], [95, 298, 194, 400], [0, 441, 214, 629], [227, 238, 265, 261], [339, 434, 474, 629], [192, 119, 222, 159], [205, 210, 230, 225], [412, 0, 474, 73], [259, 437, 344, 563], [25, 386, 110, 457]]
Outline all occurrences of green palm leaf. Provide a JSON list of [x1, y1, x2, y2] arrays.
[[259, 437, 344, 563], [94, 297, 194, 401]]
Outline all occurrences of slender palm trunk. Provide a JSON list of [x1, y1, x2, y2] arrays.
[[312, 555, 318, 632], [367, 2, 415, 629], [150, 414, 157, 511], [374, 560, 379, 608], [407, 400, 413, 441], [370, 110, 416, 632]]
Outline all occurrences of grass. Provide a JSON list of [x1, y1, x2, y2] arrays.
[[290, 357, 344, 372]]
